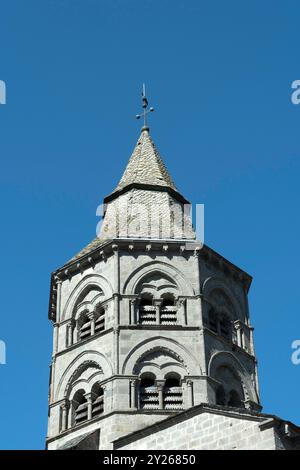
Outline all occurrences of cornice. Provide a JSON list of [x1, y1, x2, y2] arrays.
[[46, 409, 174, 445], [204, 327, 256, 361], [48, 239, 252, 321]]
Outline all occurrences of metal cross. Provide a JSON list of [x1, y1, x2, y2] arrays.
[[136, 83, 154, 129]]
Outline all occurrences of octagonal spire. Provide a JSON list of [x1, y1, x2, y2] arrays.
[[113, 128, 177, 193]]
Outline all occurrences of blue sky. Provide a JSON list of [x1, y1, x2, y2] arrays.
[[0, 0, 299, 449]]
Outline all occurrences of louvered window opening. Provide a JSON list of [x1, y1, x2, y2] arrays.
[[95, 312, 105, 333], [79, 320, 91, 341], [160, 306, 177, 325], [92, 392, 104, 418], [75, 401, 88, 424], [140, 386, 159, 409], [163, 386, 183, 409], [208, 309, 232, 341], [139, 306, 157, 325]]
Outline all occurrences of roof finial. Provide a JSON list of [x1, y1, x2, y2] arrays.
[[135, 83, 154, 131]]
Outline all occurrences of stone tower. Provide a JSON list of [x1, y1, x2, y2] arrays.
[[46, 121, 261, 450]]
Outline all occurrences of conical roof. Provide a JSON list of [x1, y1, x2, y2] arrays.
[[112, 127, 177, 193], [66, 128, 194, 265]]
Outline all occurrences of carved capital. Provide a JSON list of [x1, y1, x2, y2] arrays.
[[130, 379, 137, 387], [233, 320, 243, 330], [156, 380, 165, 391], [61, 398, 70, 410], [176, 298, 186, 308], [84, 392, 96, 402], [87, 311, 96, 320]]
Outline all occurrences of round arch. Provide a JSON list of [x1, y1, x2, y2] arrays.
[[123, 261, 195, 297], [55, 350, 112, 401], [122, 336, 201, 376], [202, 276, 243, 319], [61, 274, 113, 321], [208, 351, 258, 403]]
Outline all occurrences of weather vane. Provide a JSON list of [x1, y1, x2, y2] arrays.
[[136, 83, 154, 129]]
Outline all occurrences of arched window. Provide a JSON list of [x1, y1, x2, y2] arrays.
[[163, 373, 183, 409], [91, 383, 104, 418], [214, 365, 245, 409], [72, 390, 88, 425], [160, 294, 177, 325], [207, 308, 232, 342], [138, 295, 156, 325], [75, 307, 106, 344], [139, 373, 159, 409], [228, 389, 242, 408], [216, 385, 226, 406]]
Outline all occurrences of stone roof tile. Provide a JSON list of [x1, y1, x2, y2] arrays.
[[113, 128, 176, 192], [64, 129, 186, 265]]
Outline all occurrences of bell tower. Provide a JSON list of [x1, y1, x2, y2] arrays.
[[46, 93, 261, 450]]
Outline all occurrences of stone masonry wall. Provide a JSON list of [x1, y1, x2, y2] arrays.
[[118, 412, 280, 450], [47, 412, 170, 450]]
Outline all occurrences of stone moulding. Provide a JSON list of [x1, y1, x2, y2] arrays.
[[121, 336, 201, 377], [55, 351, 113, 402]]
